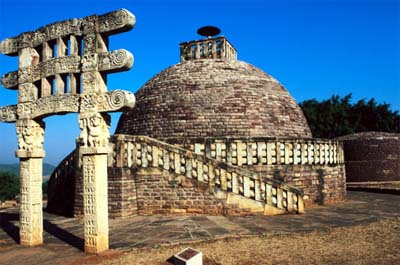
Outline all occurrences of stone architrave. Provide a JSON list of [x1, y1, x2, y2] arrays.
[[0, 9, 136, 253]]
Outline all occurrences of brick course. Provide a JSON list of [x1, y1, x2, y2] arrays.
[[116, 59, 312, 139], [338, 132, 400, 182]]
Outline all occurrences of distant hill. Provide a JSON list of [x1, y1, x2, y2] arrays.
[[0, 163, 56, 179]]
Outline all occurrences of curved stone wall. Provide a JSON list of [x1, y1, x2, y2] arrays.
[[338, 132, 400, 182], [47, 135, 345, 218], [165, 136, 346, 206]]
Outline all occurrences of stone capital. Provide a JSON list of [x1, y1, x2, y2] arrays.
[[16, 119, 45, 155], [16, 149, 46, 158], [80, 146, 110, 155], [78, 112, 110, 149]]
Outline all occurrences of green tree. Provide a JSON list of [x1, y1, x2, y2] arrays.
[[300, 94, 400, 138], [0, 171, 19, 201]]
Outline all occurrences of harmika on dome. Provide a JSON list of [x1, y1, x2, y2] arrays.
[[48, 28, 346, 218]]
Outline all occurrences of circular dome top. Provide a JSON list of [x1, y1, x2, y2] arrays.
[[116, 59, 312, 139]]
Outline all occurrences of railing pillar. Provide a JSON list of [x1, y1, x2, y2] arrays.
[[266, 184, 273, 206], [287, 191, 294, 212], [277, 188, 283, 209], [297, 195, 305, 214]]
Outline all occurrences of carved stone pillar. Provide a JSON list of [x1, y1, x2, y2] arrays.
[[16, 119, 45, 246], [78, 112, 110, 253]]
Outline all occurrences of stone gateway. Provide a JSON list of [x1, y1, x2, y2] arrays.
[[0, 9, 136, 253]]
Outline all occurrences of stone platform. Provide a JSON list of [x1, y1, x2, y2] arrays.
[[347, 181, 400, 194], [0, 191, 399, 265]]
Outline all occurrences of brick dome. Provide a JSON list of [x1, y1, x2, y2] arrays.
[[116, 58, 312, 139]]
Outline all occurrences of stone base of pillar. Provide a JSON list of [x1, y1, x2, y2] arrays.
[[20, 238, 43, 247], [84, 234, 109, 254]]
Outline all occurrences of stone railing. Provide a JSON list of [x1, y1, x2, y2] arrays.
[[49, 135, 308, 214], [112, 135, 304, 214], [180, 36, 237, 62], [164, 137, 344, 167]]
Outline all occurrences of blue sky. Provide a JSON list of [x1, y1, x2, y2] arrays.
[[0, 0, 399, 165]]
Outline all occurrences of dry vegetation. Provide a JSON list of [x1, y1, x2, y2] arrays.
[[78, 217, 400, 265]]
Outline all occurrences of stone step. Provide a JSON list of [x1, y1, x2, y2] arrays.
[[48, 135, 305, 217]]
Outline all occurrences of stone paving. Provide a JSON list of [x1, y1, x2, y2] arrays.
[[0, 191, 399, 265]]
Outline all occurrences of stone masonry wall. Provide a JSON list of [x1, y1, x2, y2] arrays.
[[252, 164, 346, 206], [135, 168, 226, 215], [50, 162, 345, 217], [338, 132, 400, 182], [108, 168, 137, 218], [48, 135, 345, 217], [133, 164, 345, 213]]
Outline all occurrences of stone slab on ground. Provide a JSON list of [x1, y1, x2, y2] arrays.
[[0, 191, 399, 265]]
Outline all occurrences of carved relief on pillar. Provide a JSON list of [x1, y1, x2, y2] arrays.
[[78, 112, 110, 149], [83, 34, 97, 54], [83, 156, 95, 187], [19, 213, 30, 243], [18, 83, 38, 103], [82, 155, 97, 245], [81, 71, 97, 93], [82, 53, 99, 72], [19, 157, 43, 246], [0, 104, 17, 123], [16, 119, 45, 158], [81, 153, 109, 253], [19, 159, 30, 243]]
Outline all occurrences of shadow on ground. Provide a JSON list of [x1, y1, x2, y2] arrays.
[[0, 212, 19, 244]]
